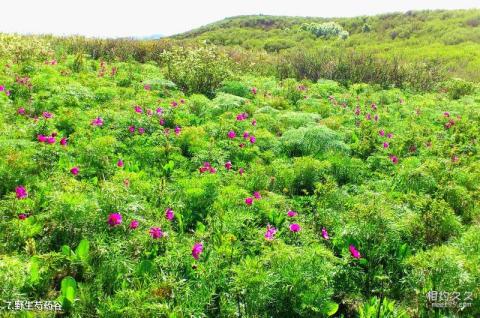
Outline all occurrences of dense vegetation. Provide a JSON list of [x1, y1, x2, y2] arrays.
[[0, 8, 479, 318]]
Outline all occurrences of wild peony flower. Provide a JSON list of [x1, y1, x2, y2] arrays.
[[46, 136, 56, 144], [159, 118, 165, 126], [239, 168, 245, 176], [249, 136, 256, 144], [128, 125, 135, 133], [387, 133, 393, 139], [42, 111, 53, 119], [236, 113, 248, 121], [227, 130, 236, 139], [322, 227, 329, 240], [18, 107, 26, 115], [374, 114, 379, 122], [366, 113, 372, 120], [192, 242, 203, 259], [138, 127, 145, 134], [16, 186, 28, 199], [18, 213, 28, 220], [243, 131, 249, 139], [252, 119, 257, 126], [37, 134, 47, 143], [390, 155, 399, 164], [165, 208, 174, 221], [225, 161, 232, 170], [379, 130, 385, 137], [117, 159, 124, 168], [289, 223, 301, 232], [199, 162, 216, 174], [287, 210, 298, 217], [129, 219, 139, 229], [156, 107, 163, 115], [149, 227, 164, 239], [245, 197, 253, 206], [144, 84, 151, 91], [70, 166, 79, 176], [134, 105, 143, 113], [251, 87, 257, 95], [174, 126, 181, 136], [60, 137, 67, 146], [444, 112, 450, 117], [180, 99, 185, 104], [383, 142, 389, 149], [171, 101, 178, 107], [371, 103, 377, 110], [91, 117, 104, 126], [354, 106, 361, 116], [349, 245, 361, 259], [253, 191, 261, 199], [452, 155, 459, 163], [264, 224, 277, 240], [107, 213, 122, 227], [0, 85, 4, 91]]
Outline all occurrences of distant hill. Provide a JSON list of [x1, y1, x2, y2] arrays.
[[137, 33, 163, 40]]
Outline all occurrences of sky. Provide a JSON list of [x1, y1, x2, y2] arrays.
[[1, 0, 479, 38]]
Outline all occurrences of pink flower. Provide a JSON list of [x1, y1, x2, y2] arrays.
[[0, 85, 4, 91], [18, 108, 26, 115], [444, 112, 450, 117], [387, 133, 393, 139], [253, 191, 261, 199], [252, 119, 257, 126], [452, 155, 459, 163], [180, 99, 185, 104], [227, 130, 236, 139], [134, 105, 143, 113], [42, 111, 53, 119], [37, 134, 47, 143], [245, 197, 253, 206], [91, 117, 104, 126], [355, 107, 361, 116], [46, 136, 55, 144], [192, 242, 203, 260], [146, 109, 153, 116], [128, 125, 135, 133], [60, 137, 67, 146], [117, 159, 124, 168], [108, 213, 122, 227], [349, 245, 361, 259], [138, 127, 145, 134], [366, 113, 372, 120], [149, 227, 164, 239], [70, 166, 79, 175], [16, 186, 28, 199], [239, 168, 245, 176], [287, 210, 297, 217], [156, 107, 163, 115], [251, 87, 257, 95], [390, 155, 398, 164], [171, 101, 178, 107], [371, 103, 377, 110], [159, 118, 165, 126], [289, 223, 301, 232], [129, 219, 139, 229], [18, 213, 28, 220], [379, 130, 385, 137], [165, 208, 174, 221], [374, 114, 379, 122], [144, 84, 151, 91], [249, 136, 256, 144], [225, 161, 232, 170], [243, 131, 249, 139], [264, 224, 277, 240], [174, 126, 181, 136], [322, 227, 329, 240], [383, 142, 389, 149]]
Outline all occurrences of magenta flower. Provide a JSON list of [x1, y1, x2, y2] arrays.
[[156, 107, 163, 115], [70, 166, 79, 176], [452, 155, 459, 163], [117, 159, 124, 168], [249, 136, 256, 144], [390, 155, 398, 164], [227, 130, 236, 139], [60, 137, 67, 146], [236, 113, 248, 121], [355, 107, 361, 116], [171, 101, 178, 107], [18, 107, 26, 115], [239, 168, 245, 176], [371, 103, 377, 110], [129, 219, 139, 229], [128, 125, 135, 133], [251, 87, 257, 95], [253, 191, 261, 200], [322, 227, 329, 240], [264, 224, 277, 240], [243, 131, 249, 139], [165, 208, 174, 221], [252, 119, 257, 126], [349, 245, 361, 259], [107, 213, 122, 227], [0, 85, 4, 91], [42, 111, 53, 119], [366, 113, 372, 120], [225, 161, 232, 170], [444, 112, 450, 117], [245, 197, 253, 206], [174, 126, 181, 136], [18, 213, 28, 220], [387, 133, 393, 139], [91, 117, 104, 126], [46, 136, 55, 144], [134, 105, 143, 113], [287, 210, 298, 217], [192, 242, 203, 260], [15, 186, 28, 199], [144, 84, 151, 91], [138, 127, 145, 134], [159, 118, 165, 126], [149, 227, 164, 239], [379, 130, 385, 137], [383, 142, 389, 149], [37, 134, 47, 143], [289, 223, 301, 232]]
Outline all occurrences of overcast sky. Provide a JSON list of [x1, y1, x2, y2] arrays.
[[1, 0, 479, 38]]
